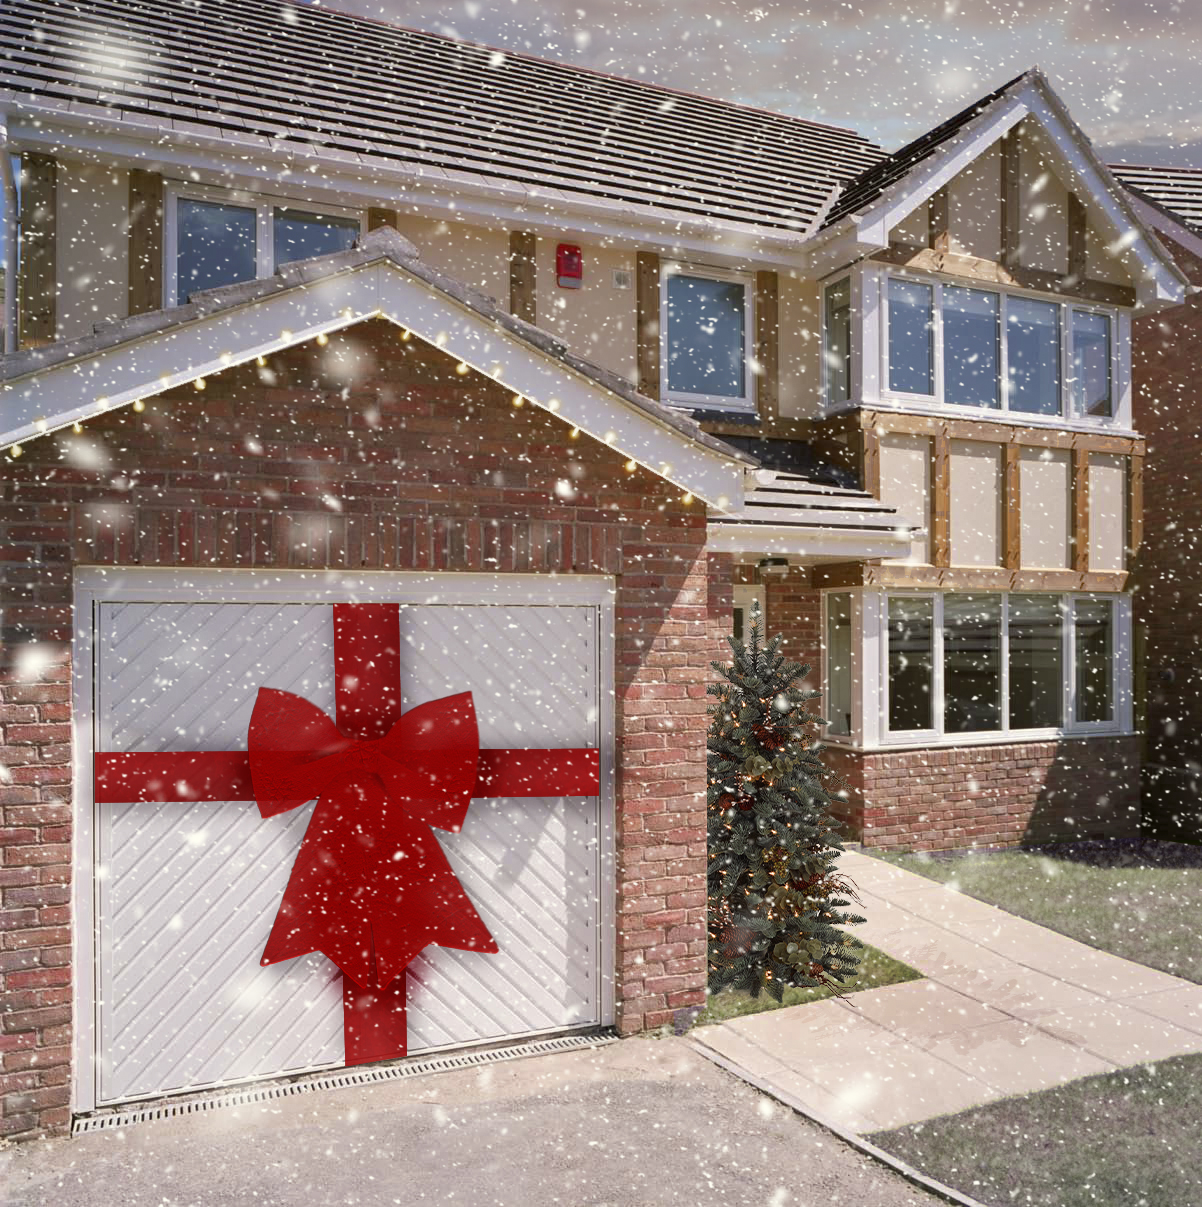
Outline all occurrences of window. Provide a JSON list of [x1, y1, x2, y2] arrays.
[[887, 596, 935, 732], [732, 583, 766, 644], [661, 266, 753, 412], [176, 199, 258, 302], [1006, 297, 1061, 415], [943, 594, 1002, 733], [884, 592, 1124, 741], [1073, 597, 1113, 724], [944, 287, 1000, 409], [823, 278, 852, 406], [880, 272, 1117, 422], [825, 593, 853, 737], [167, 187, 364, 305], [887, 278, 934, 395], [1071, 310, 1112, 418]]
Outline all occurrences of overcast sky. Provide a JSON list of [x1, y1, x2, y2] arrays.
[[325, 0, 1202, 166]]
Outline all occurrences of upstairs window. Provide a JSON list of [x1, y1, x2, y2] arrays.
[[823, 277, 852, 406], [881, 272, 1117, 422], [661, 265, 754, 413], [168, 187, 363, 305]]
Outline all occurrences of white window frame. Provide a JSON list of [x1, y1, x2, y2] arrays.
[[164, 182, 366, 307], [852, 263, 1129, 430], [867, 590, 1131, 748], [659, 261, 756, 415], [821, 589, 856, 740]]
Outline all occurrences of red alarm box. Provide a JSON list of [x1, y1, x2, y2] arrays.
[[556, 243, 583, 289]]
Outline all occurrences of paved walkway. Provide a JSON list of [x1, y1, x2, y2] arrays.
[[691, 848, 1202, 1135]]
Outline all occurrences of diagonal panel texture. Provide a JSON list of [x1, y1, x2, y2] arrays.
[[94, 598, 601, 1105]]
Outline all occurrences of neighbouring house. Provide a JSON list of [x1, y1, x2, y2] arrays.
[[1109, 165, 1202, 843], [0, 0, 1187, 1139]]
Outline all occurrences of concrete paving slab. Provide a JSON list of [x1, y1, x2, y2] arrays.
[[1126, 984, 1202, 1034], [915, 1017, 1114, 1097], [849, 979, 1011, 1041]]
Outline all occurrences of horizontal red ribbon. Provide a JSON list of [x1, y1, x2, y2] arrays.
[[94, 748, 600, 804]]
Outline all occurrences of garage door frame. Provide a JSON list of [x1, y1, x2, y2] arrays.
[[71, 567, 617, 1115]]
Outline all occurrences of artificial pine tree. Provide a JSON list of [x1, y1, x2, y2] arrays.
[[707, 600, 865, 1001]]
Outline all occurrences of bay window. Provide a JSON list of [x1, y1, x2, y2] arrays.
[[871, 592, 1124, 743], [168, 187, 364, 306], [825, 593, 853, 737], [661, 265, 754, 413], [873, 270, 1119, 422]]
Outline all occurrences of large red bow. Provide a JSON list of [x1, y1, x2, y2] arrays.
[[248, 686, 498, 993]]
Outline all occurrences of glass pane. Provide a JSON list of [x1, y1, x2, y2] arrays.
[[1008, 594, 1063, 729], [888, 597, 934, 731], [824, 278, 852, 405], [888, 278, 934, 395], [943, 594, 1002, 732], [944, 286, 1000, 409], [1072, 311, 1112, 418], [273, 207, 360, 267], [176, 198, 257, 302], [1007, 297, 1061, 415], [733, 606, 744, 642], [826, 594, 852, 737], [1075, 598, 1113, 723], [665, 274, 746, 399]]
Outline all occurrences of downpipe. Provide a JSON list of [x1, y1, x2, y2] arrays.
[[0, 114, 18, 354]]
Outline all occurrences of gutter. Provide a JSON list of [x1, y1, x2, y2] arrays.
[[0, 114, 17, 354]]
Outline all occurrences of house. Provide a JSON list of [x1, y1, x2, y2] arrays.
[[0, 0, 1187, 1139], [1108, 164, 1202, 843]]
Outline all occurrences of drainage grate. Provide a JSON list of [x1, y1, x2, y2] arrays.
[[73, 1028, 618, 1136]]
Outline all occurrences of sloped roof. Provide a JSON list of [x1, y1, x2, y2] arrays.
[[1110, 164, 1202, 236], [0, 226, 755, 505], [0, 0, 883, 235], [822, 72, 1027, 228], [707, 473, 920, 561]]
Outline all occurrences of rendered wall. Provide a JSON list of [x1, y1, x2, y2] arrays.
[[880, 433, 932, 564], [56, 159, 128, 343], [1020, 448, 1072, 568], [950, 440, 1003, 566]]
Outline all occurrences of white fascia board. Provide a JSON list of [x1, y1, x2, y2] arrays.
[[0, 263, 744, 508], [6, 107, 809, 270], [853, 93, 1031, 249], [1019, 85, 1187, 309], [705, 523, 911, 560]]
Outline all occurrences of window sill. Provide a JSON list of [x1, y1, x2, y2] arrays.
[[823, 729, 1136, 753], [672, 406, 759, 425], [820, 397, 1136, 438]]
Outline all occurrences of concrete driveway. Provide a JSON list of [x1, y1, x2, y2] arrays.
[[1, 1035, 946, 1207]]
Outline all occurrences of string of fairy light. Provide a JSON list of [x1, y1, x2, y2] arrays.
[[4, 321, 720, 510]]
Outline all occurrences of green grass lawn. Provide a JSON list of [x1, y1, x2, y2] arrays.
[[870, 1052, 1202, 1207], [871, 838, 1202, 984], [693, 942, 921, 1026]]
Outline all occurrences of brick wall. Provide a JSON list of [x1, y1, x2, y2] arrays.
[[826, 736, 1142, 851], [1133, 230, 1202, 841], [0, 320, 718, 1137]]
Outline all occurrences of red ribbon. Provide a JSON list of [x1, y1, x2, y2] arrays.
[[94, 602, 601, 1067], [248, 685, 498, 990]]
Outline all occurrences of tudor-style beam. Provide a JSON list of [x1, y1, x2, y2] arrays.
[[508, 231, 537, 325], [1003, 442, 1022, 571], [367, 206, 398, 232], [754, 270, 779, 425], [17, 152, 56, 347], [1067, 193, 1088, 285], [928, 186, 950, 253], [1128, 453, 1144, 568], [1072, 447, 1090, 574], [931, 429, 951, 568], [128, 169, 165, 317], [1000, 129, 1021, 271], [636, 251, 661, 401]]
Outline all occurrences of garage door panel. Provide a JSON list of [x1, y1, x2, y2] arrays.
[[93, 593, 603, 1106]]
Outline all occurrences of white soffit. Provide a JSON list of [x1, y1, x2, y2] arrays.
[[0, 261, 745, 510]]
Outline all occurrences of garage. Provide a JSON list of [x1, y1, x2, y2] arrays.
[[73, 569, 614, 1111]]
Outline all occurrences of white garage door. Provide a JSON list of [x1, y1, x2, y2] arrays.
[[79, 572, 612, 1109]]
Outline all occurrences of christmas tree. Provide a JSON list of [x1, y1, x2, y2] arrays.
[[707, 600, 865, 1001]]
